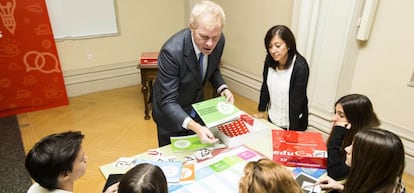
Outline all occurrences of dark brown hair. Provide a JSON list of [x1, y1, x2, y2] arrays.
[[264, 25, 298, 69], [344, 128, 405, 193], [328, 94, 380, 154], [118, 163, 168, 193], [25, 131, 84, 190]]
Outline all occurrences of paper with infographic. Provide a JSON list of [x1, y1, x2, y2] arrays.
[[192, 96, 241, 128], [169, 146, 265, 193], [170, 134, 213, 152]]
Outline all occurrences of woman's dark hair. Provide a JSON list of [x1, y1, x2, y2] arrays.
[[118, 163, 168, 193], [344, 128, 405, 193], [25, 131, 84, 189], [329, 94, 380, 154], [264, 25, 298, 69]]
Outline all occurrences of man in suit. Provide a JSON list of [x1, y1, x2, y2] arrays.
[[152, 0, 234, 147]]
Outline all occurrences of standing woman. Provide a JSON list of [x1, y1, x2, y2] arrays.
[[327, 94, 380, 180], [253, 25, 309, 131]]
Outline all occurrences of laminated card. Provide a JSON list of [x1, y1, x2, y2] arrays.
[[170, 134, 213, 152], [192, 96, 241, 128]]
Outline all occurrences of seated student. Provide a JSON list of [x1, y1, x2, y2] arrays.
[[117, 163, 168, 193], [327, 94, 380, 180], [25, 131, 118, 193], [318, 128, 406, 193], [239, 158, 302, 193]]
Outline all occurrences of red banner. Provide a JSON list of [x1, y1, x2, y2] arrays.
[[0, 0, 68, 117]]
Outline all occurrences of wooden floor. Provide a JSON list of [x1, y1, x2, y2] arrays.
[[19, 85, 413, 193]]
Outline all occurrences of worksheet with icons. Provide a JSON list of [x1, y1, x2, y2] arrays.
[[169, 146, 264, 193]]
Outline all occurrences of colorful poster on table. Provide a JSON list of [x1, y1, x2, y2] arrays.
[[0, 0, 68, 117], [169, 146, 265, 193]]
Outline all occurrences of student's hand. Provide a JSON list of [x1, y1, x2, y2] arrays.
[[253, 112, 265, 119], [220, 89, 234, 104], [104, 182, 119, 193], [316, 176, 344, 192], [333, 121, 351, 129]]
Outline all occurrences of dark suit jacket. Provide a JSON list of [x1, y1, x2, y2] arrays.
[[258, 54, 309, 131], [152, 28, 226, 134]]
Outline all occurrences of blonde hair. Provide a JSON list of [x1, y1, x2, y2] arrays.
[[239, 158, 302, 193], [189, 0, 225, 29]]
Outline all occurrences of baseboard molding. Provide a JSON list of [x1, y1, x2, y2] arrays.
[[63, 61, 140, 97], [220, 64, 261, 102], [222, 65, 414, 175]]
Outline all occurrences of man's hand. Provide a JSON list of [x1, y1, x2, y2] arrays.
[[188, 120, 218, 144], [220, 89, 234, 104], [197, 126, 219, 144]]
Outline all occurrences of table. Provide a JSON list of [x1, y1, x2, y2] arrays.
[[100, 119, 274, 177], [100, 120, 326, 193], [137, 63, 158, 120]]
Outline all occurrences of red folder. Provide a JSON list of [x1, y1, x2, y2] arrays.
[[140, 52, 159, 65]]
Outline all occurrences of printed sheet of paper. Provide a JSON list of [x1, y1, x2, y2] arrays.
[[170, 134, 213, 152], [192, 96, 241, 128]]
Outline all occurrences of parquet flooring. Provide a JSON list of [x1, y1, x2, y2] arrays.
[[18, 85, 413, 193]]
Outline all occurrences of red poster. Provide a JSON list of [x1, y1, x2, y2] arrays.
[[0, 0, 68, 117], [272, 130, 327, 169]]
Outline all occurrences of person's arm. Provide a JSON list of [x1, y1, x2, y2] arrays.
[[208, 33, 232, 104], [254, 62, 270, 118], [288, 56, 309, 130], [156, 50, 190, 128], [317, 176, 344, 192], [219, 87, 234, 104], [187, 119, 218, 144], [327, 125, 350, 180]]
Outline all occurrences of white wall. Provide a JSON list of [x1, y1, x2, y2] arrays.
[[350, 0, 414, 174], [55, 0, 185, 72], [55, 1, 186, 96], [351, 0, 414, 135]]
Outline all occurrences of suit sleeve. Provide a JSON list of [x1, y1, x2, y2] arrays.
[[156, 49, 190, 129], [327, 126, 350, 180], [207, 34, 226, 91]]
